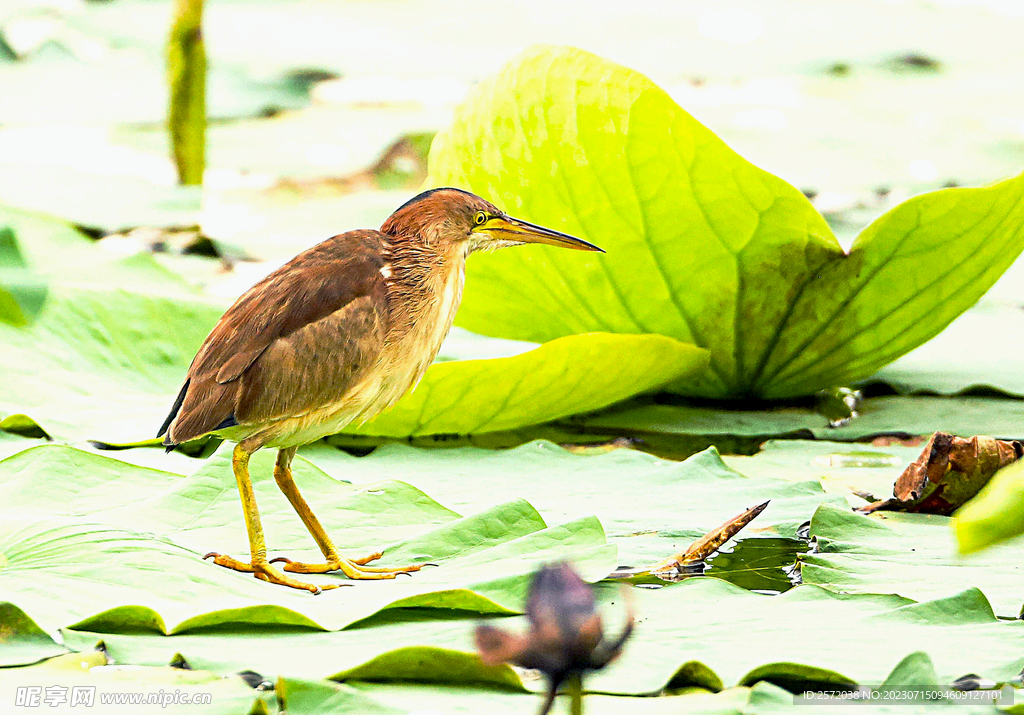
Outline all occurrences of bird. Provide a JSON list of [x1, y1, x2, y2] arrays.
[[158, 187, 602, 593]]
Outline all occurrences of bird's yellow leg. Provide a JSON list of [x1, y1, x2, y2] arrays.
[[269, 447, 424, 579], [203, 442, 342, 594]]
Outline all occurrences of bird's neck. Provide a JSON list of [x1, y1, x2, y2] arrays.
[[384, 236, 468, 340]]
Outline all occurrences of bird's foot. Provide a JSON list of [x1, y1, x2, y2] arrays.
[[269, 551, 426, 580], [203, 552, 345, 594]]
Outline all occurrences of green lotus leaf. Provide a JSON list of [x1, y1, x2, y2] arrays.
[[62, 582, 1024, 695], [567, 395, 1024, 442], [722, 439, 922, 509], [878, 652, 942, 698], [278, 678, 407, 715], [870, 302, 1024, 397], [0, 286, 222, 444], [953, 460, 1024, 556], [0, 602, 67, 667], [283, 678, 792, 715], [349, 332, 707, 437], [804, 504, 1024, 617], [0, 225, 47, 326], [0, 443, 614, 634], [428, 45, 1024, 399], [0, 652, 265, 714], [301, 441, 842, 565]]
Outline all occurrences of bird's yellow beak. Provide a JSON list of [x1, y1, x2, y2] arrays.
[[478, 215, 604, 252]]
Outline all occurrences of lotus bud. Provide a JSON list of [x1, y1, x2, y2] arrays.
[[476, 562, 633, 715]]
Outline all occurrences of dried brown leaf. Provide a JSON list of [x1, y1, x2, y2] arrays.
[[860, 432, 1022, 515]]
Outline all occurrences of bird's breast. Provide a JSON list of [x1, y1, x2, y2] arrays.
[[359, 260, 466, 419]]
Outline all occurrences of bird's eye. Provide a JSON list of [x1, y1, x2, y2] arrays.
[[474, 211, 488, 226]]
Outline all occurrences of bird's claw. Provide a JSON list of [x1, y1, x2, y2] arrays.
[[268, 552, 427, 580], [201, 552, 340, 593]]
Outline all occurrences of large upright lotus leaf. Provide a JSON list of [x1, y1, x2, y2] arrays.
[[302, 441, 842, 564], [348, 333, 707, 437], [754, 176, 1024, 398], [870, 302, 1024, 397], [0, 445, 613, 633], [428, 45, 1024, 399], [954, 461, 1024, 555], [63, 581, 1024, 695], [803, 504, 1024, 617]]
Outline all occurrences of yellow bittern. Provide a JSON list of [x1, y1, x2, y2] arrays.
[[158, 188, 602, 593]]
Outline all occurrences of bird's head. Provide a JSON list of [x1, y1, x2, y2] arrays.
[[381, 187, 603, 255]]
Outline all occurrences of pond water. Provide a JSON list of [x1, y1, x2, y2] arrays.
[[613, 536, 809, 594], [704, 536, 808, 594]]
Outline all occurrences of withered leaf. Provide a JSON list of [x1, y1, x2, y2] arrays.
[[860, 432, 1022, 515]]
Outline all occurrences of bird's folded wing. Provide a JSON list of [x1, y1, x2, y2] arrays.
[[161, 230, 390, 444], [236, 295, 388, 425]]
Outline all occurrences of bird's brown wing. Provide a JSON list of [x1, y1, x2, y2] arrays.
[[160, 230, 390, 445], [235, 294, 388, 425]]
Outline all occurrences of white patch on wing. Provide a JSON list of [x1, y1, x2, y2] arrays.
[[380, 263, 393, 279]]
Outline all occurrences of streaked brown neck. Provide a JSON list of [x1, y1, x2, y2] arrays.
[[378, 235, 466, 341]]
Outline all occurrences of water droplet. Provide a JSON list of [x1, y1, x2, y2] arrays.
[[827, 414, 856, 428], [812, 452, 902, 469]]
